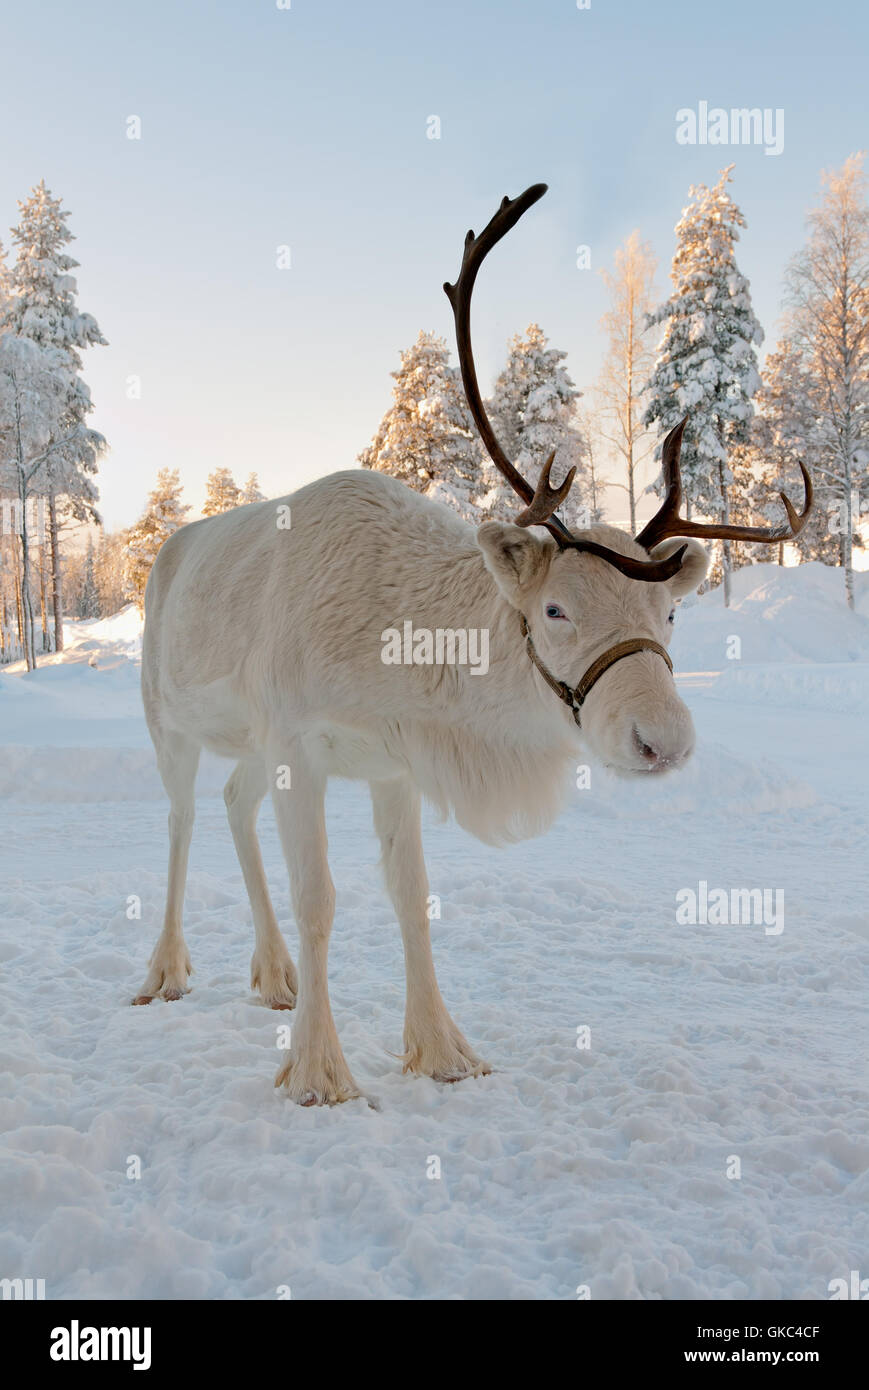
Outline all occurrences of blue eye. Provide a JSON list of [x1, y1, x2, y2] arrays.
[[668, 608, 676, 624], [545, 603, 566, 620]]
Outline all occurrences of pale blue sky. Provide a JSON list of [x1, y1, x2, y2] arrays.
[[1, 0, 865, 529]]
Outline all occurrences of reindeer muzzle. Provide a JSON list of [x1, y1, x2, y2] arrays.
[[519, 616, 673, 729]]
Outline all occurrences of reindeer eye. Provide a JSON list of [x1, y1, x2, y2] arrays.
[[545, 603, 567, 620], [668, 608, 676, 624]]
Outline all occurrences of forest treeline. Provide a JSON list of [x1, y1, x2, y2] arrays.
[[2, 157, 866, 667]]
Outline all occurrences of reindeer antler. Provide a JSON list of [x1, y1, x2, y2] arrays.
[[514, 451, 576, 526], [444, 186, 687, 583], [636, 418, 813, 549]]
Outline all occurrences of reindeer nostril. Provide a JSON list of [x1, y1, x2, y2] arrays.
[[633, 726, 660, 764]]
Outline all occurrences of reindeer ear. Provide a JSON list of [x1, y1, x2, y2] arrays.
[[477, 522, 552, 607], [648, 537, 709, 596]]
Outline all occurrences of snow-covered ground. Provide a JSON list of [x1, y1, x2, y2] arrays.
[[1, 565, 867, 1300]]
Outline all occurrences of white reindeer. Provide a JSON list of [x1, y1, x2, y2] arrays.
[[134, 185, 811, 1105]]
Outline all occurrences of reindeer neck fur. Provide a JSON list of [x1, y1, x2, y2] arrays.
[[300, 486, 582, 846]]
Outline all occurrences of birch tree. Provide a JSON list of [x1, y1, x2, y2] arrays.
[[596, 232, 657, 534], [785, 153, 869, 607]]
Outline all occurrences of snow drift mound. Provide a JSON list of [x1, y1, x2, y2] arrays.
[[576, 739, 816, 820], [0, 607, 145, 751], [671, 562, 869, 668], [0, 605, 162, 801], [61, 603, 144, 662], [0, 744, 227, 802], [703, 661, 869, 714]]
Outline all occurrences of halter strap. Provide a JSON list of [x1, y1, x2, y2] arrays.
[[519, 616, 673, 728]]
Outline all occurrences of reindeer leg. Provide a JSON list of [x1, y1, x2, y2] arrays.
[[269, 736, 361, 1105], [370, 777, 490, 1083], [133, 730, 199, 1004], [224, 758, 297, 1009]]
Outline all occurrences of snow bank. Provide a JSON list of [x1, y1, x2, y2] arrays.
[[0, 744, 227, 803], [1, 604, 143, 680], [672, 562, 869, 668], [703, 662, 869, 715], [61, 604, 144, 661], [579, 736, 816, 819]]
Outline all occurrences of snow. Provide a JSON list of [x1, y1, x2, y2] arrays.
[[670, 561, 869, 667], [1, 569, 867, 1300]]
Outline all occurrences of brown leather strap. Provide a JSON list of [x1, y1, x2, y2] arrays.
[[575, 638, 673, 705], [520, 615, 577, 709], [519, 616, 673, 728]]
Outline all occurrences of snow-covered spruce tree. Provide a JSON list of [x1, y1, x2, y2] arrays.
[[0, 239, 13, 659], [124, 468, 190, 612], [359, 331, 489, 523], [644, 167, 763, 605], [202, 466, 242, 516], [731, 338, 834, 566], [487, 323, 590, 528], [0, 336, 101, 667], [240, 472, 265, 504], [3, 181, 107, 649], [785, 154, 869, 608], [78, 535, 100, 618]]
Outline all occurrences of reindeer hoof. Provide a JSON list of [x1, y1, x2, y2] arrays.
[[252, 953, 298, 1011], [274, 1053, 362, 1106], [402, 1027, 492, 1083], [131, 985, 188, 1005]]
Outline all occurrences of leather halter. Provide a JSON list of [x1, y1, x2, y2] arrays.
[[519, 615, 673, 729]]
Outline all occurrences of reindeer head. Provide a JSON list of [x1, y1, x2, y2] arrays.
[[444, 185, 813, 776]]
